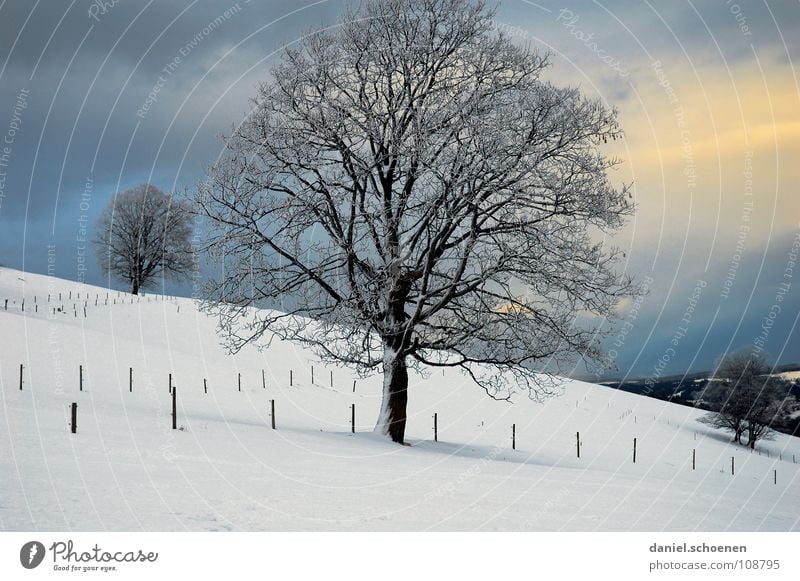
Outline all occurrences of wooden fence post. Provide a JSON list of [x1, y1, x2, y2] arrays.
[[512, 424, 516, 450], [169, 373, 172, 395], [71, 403, 77, 434], [270, 400, 276, 430], [692, 449, 696, 470], [633, 437, 637, 463], [353, 380, 356, 393], [238, 373, 241, 392], [290, 370, 293, 387], [576, 432, 581, 458], [311, 366, 314, 385], [262, 369, 266, 389], [129, 367, 133, 392], [351, 403, 355, 434], [172, 386, 177, 430], [731, 456, 735, 476], [204, 378, 207, 394], [330, 370, 333, 388], [19, 363, 23, 390], [774, 469, 777, 485], [434, 413, 438, 442]]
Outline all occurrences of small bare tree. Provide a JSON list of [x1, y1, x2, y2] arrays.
[[95, 183, 194, 295], [699, 349, 791, 448], [196, 0, 634, 443]]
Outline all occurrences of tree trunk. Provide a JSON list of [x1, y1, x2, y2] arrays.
[[130, 279, 140, 295], [375, 345, 409, 444], [748, 425, 757, 449]]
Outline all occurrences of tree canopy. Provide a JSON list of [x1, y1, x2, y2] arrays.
[[197, 0, 634, 442]]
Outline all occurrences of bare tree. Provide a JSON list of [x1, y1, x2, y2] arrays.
[[699, 349, 791, 448], [95, 183, 194, 295], [196, 0, 634, 443]]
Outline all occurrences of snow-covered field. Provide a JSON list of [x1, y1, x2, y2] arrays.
[[1, 267, 799, 531], [775, 370, 800, 382]]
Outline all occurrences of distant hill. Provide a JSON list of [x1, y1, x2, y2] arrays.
[[601, 368, 800, 437]]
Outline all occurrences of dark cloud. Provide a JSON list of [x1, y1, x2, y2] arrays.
[[595, 228, 800, 378]]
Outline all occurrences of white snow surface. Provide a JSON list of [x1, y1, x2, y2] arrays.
[[1, 267, 799, 532]]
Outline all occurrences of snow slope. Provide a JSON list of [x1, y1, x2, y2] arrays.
[[1, 267, 799, 531]]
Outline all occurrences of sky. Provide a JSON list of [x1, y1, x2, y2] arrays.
[[0, 0, 798, 380]]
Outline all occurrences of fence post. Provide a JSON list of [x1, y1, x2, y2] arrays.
[[351, 403, 355, 434], [270, 400, 276, 430], [19, 363, 23, 390], [290, 370, 293, 387], [238, 373, 241, 392], [434, 413, 438, 442], [79, 365, 83, 392], [311, 366, 314, 385], [633, 437, 637, 463], [774, 469, 777, 485], [262, 369, 266, 389], [576, 432, 581, 458], [353, 380, 356, 393], [512, 424, 516, 450], [172, 385, 177, 430], [169, 373, 172, 395], [692, 449, 696, 470], [71, 403, 77, 434], [129, 367, 133, 392], [204, 378, 207, 394], [731, 456, 735, 476]]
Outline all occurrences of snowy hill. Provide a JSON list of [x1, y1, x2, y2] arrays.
[[1, 267, 798, 531]]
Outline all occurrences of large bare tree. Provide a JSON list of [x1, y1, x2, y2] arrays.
[[196, 0, 634, 443], [95, 183, 194, 295]]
